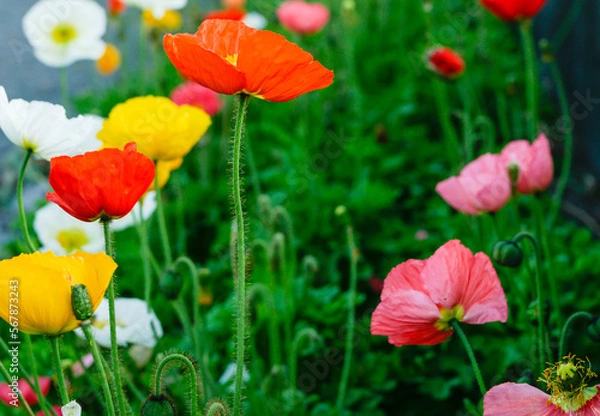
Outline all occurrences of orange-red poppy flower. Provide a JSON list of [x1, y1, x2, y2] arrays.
[[163, 19, 334, 102], [479, 0, 547, 21], [47, 143, 156, 222], [426, 46, 465, 79], [204, 8, 246, 21]]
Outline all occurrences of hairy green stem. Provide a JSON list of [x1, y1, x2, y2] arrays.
[[248, 283, 281, 368], [24, 334, 54, 415], [450, 321, 486, 397], [81, 323, 116, 416], [520, 20, 539, 141], [207, 402, 230, 416], [154, 166, 173, 268], [231, 93, 251, 416], [48, 336, 69, 404], [17, 149, 36, 253], [290, 328, 320, 391], [558, 311, 593, 359], [153, 353, 199, 415]]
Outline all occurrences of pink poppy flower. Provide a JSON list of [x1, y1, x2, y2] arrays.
[[170, 81, 224, 116], [0, 377, 52, 407], [371, 240, 507, 346], [426, 46, 466, 79], [485, 356, 600, 415], [276, 1, 330, 35], [436, 154, 512, 215], [499, 134, 553, 194]]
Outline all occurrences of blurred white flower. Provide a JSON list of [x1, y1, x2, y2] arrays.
[[34, 203, 104, 255], [243, 11, 268, 30], [0, 86, 103, 160], [62, 400, 82, 416], [75, 298, 163, 348], [219, 362, 250, 392], [123, 0, 187, 18], [22, 0, 107, 67], [112, 191, 157, 232]]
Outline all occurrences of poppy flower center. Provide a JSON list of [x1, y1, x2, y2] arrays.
[[51, 23, 78, 44], [540, 354, 598, 412], [57, 229, 89, 252], [434, 305, 464, 331], [225, 54, 239, 66]]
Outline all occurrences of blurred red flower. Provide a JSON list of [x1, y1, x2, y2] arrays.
[[47, 143, 155, 222], [163, 19, 334, 102], [276, 1, 330, 35], [204, 8, 246, 21], [0, 377, 51, 407], [371, 240, 507, 346], [107, 0, 126, 15], [171, 81, 224, 116], [426, 47, 465, 79], [479, 0, 547, 21], [500, 134, 554, 194]]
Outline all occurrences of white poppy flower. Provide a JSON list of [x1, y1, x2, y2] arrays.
[[34, 203, 104, 255], [75, 298, 164, 348], [243, 12, 268, 30], [22, 0, 107, 68], [111, 191, 157, 232], [62, 400, 82, 416], [122, 0, 187, 18], [0, 86, 103, 160], [219, 362, 250, 392]]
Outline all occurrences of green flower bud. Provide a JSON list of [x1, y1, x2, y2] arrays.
[[492, 240, 524, 268], [159, 268, 183, 300], [526, 299, 550, 327], [141, 395, 176, 416], [586, 316, 600, 342], [71, 284, 93, 321]]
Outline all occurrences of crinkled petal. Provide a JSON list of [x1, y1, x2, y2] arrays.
[[484, 383, 560, 416]]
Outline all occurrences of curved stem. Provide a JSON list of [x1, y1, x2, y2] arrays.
[[207, 402, 230, 416], [558, 311, 593, 359], [17, 149, 36, 253], [336, 222, 359, 410], [154, 166, 173, 268], [81, 323, 116, 416], [101, 219, 127, 415], [450, 321, 486, 397], [290, 328, 320, 391], [248, 283, 281, 368], [513, 231, 546, 372], [552, 0, 587, 51], [231, 93, 251, 416], [0, 360, 35, 416], [520, 20, 539, 141], [153, 353, 199, 415], [48, 336, 69, 404]]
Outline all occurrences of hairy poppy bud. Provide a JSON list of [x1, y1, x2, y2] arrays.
[[586, 316, 600, 342], [141, 395, 176, 416], [160, 268, 184, 300], [492, 240, 524, 268], [71, 284, 94, 321]]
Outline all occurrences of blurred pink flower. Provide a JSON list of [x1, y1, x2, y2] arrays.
[[500, 134, 553, 194], [0, 377, 52, 407], [436, 154, 512, 215], [371, 240, 507, 346], [414, 229, 429, 241], [276, 1, 330, 35], [71, 353, 95, 378], [170, 82, 223, 116]]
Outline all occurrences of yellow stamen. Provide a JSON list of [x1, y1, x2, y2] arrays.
[[434, 305, 464, 331], [57, 229, 89, 253], [51, 24, 78, 44], [225, 54, 238, 66]]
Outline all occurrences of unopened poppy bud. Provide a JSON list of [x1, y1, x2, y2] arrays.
[[272, 206, 292, 236], [492, 240, 523, 268], [586, 316, 600, 342], [302, 255, 319, 277], [141, 395, 176, 416], [527, 299, 550, 327], [71, 284, 94, 321], [335, 205, 347, 217], [270, 232, 286, 271], [159, 268, 184, 300], [342, 0, 356, 12], [258, 194, 273, 227]]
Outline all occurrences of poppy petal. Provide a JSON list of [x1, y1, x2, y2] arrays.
[[483, 383, 559, 416]]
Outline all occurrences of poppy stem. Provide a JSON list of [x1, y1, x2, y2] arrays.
[[432, 78, 462, 168], [206, 401, 230, 416], [336, 212, 359, 410], [154, 166, 173, 268], [59, 67, 70, 115], [17, 149, 36, 253], [153, 353, 199, 415], [558, 311, 593, 359], [101, 219, 128, 415], [450, 321, 486, 397], [48, 336, 70, 404], [81, 323, 117, 416], [290, 328, 319, 395], [231, 93, 251, 416], [0, 360, 35, 416], [520, 19, 539, 141], [512, 231, 547, 373]]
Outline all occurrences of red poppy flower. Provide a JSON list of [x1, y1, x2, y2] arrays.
[[107, 0, 126, 15], [47, 143, 156, 222], [0, 377, 52, 407], [204, 8, 246, 21], [479, 0, 547, 21], [163, 19, 334, 102], [426, 47, 466, 79], [371, 240, 507, 346]]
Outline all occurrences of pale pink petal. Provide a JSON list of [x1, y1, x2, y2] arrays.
[[473, 173, 512, 212], [484, 383, 561, 416], [371, 289, 449, 346], [380, 259, 426, 301], [461, 252, 508, 324], [524, 134, 553, 193], [436, 177, 480, 215]]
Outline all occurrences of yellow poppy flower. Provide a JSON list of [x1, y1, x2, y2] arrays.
[[142, 10, 182, 30], [98, 96, 211, 162], [0, 251, 117, 335], [152, 158, 183, 189]]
